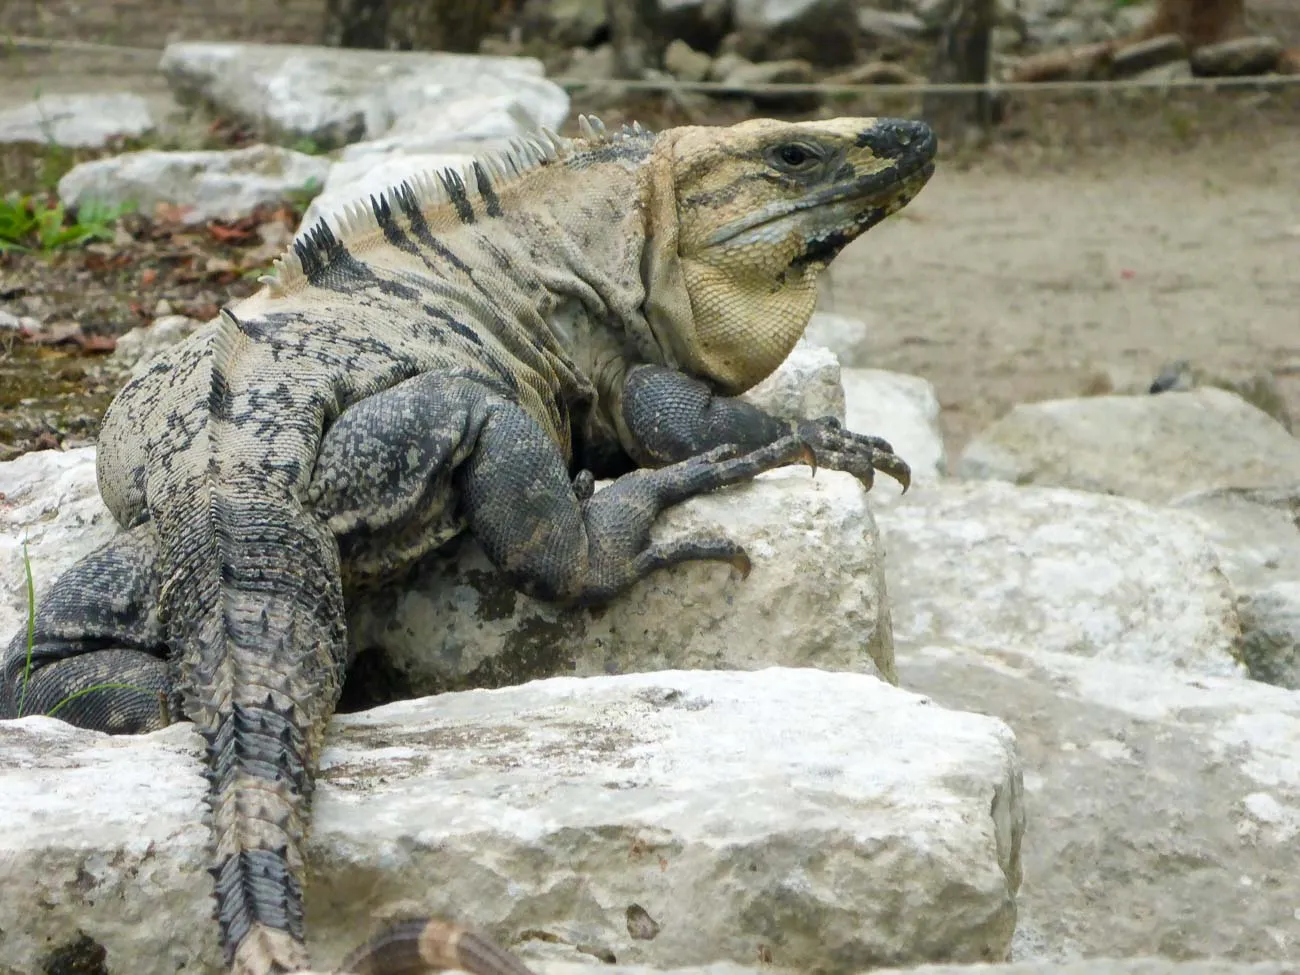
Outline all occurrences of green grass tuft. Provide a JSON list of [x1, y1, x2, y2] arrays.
[[0, 192, 136, 254]]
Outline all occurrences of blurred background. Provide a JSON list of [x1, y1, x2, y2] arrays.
[[0, 0, 1296, 462]]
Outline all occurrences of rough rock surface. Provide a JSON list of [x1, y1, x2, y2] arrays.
[[803, 310, 877, 368], [57, 144, 331, 225], [1172, 485, 1300, 689], [346, 466, 894, 701], [157, 42, 569, 149], [337, 92, 558, 159], [842, 367, 947, 485], [0, 93, 155, 148], [0, 669, 1024, 975], [0, 448, 119, 643], [896, 643, 1300, 964], [956, 388, 1300, 504], [741, 339, 845, 424], [110, 315, 206, 374], [875, 480, 1244, 678]]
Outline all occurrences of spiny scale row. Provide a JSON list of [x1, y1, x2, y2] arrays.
[[263, 114, 654, 292]]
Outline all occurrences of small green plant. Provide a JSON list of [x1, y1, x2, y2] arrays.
[[0, 192, 135, 253]]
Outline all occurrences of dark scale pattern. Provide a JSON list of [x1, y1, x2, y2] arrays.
[[0, 114, 936, 975]]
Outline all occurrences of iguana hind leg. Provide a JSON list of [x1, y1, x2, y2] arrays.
[[457, 395, 820, 606], [0, 523, 171, 732]]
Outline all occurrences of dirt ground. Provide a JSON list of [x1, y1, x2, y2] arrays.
[[1, 2, 1299, 457]]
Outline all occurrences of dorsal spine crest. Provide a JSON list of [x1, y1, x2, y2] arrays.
[[259, 115, 652, 297]]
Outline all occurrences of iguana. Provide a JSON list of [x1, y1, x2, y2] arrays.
[[0, 113, 936, 975]]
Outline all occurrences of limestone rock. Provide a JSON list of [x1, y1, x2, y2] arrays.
[[741, 339, 845, 424], [158, 42, 568, 150], [346, 467, 896, 699], [1172, 485, 1300, 689], [0, 669, 1023, 974], [957, 388, 1300, 504], [663, 39, 714, 82], [897, 643, 1300, 963], [842, 368, 948, 485], [111, 315, 206, 375], [57, 145, 331, 225], [0, 452, 895, 696], [0, 93, 154, 148], [336, 92, 560, 160], [875, 480, 1244, 678]]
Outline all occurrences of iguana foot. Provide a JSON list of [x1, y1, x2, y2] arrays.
[[0, 524, 172, 732], [794, 415, 911, 493]]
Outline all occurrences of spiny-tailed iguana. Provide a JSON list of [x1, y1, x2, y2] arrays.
[[1, 113, 936, 975]]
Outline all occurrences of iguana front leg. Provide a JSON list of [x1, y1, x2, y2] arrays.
[[618, 364, 911, 492], [308, 371, 819, 609]]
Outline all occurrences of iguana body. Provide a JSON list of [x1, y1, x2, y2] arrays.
[[1, 114, 936, 975]]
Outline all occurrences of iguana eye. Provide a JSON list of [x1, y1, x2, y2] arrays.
[[770, 142, 820, 172], [781, 145, 809, 165]]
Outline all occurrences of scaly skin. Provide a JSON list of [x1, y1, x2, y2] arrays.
[[0, 114, 937, 975]]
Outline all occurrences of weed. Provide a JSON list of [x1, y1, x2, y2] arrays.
[[0, 192, 135, 253], [289, 136, 327, 156]]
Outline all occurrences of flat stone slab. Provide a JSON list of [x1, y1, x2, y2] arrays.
[[57, 144, 330, 225], [0, 93, 154, 148], [956, 388, 1300, 505], [876, 480, 1245, 678], [897, 643, 1300, 963], [0, 669, 1023, 975]]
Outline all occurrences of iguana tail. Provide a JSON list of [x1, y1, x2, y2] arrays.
[[153, 309, 349, 975]]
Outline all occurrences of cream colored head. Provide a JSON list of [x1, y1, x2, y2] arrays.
[[641, 116, 937, 393]]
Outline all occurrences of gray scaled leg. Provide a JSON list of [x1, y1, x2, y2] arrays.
[[304, 370, 821, 608], [0, 523, 171, 733], [454, 384, 824, 606], [619, 363, 911, 491]]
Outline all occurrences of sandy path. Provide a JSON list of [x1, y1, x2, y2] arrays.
[[826, 137, 1300, 452]]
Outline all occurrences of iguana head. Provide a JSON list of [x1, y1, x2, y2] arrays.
[[641, 116, 937, 393]]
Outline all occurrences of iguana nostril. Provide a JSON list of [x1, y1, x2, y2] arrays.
[[854, 119, 936, 161]]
